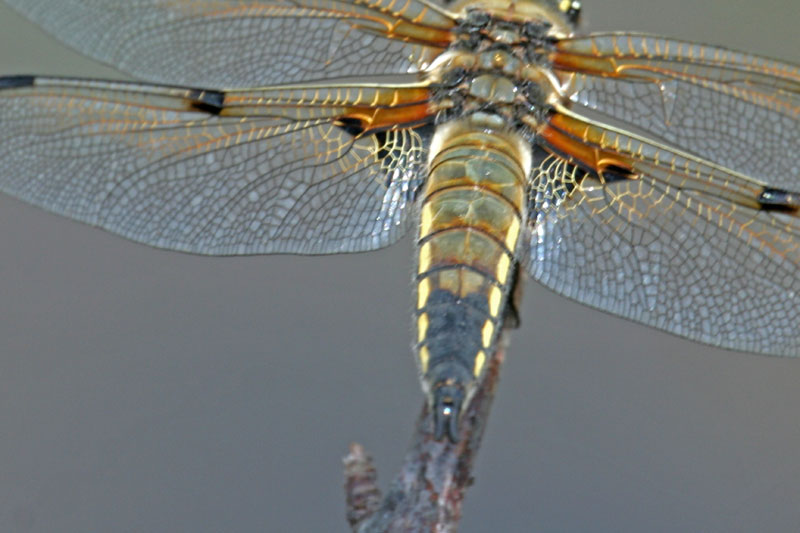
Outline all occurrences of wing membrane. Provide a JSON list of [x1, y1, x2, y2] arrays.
[[5, 0, 455, 88], [526, 107, 800, 356], [553, 33, 800, 188], [0, 76, 432, 255]]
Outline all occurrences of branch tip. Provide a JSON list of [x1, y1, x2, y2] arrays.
[[343, 443, 382, 528]]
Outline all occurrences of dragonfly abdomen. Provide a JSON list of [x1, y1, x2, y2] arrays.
[[415, 113, 531, 441]]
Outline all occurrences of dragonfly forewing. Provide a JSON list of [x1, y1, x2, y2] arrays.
[[3, 0, 455, 88]]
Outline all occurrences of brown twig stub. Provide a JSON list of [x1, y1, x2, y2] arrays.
[[343, 443, 383, 529], [345, 345, 506, 532]]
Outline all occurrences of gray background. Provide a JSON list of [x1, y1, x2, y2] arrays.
[[0, 1, 799, 531]]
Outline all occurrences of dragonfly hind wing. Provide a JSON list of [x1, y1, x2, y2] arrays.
[[522, 111, 800, 357], [0, 76, 431, 255]]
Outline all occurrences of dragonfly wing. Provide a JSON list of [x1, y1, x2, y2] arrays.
[[522, 105, 800, 356], [5, 0, 454, 87], [553, 32, 800, 189], [0, 76, 431, 255]]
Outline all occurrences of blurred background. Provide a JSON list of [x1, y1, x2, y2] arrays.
[[0, 1, 798, 531]]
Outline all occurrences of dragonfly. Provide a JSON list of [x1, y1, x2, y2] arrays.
[[0, 0, 798, 443]]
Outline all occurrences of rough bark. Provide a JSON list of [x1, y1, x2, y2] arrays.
[[344, 346, 506, 532]]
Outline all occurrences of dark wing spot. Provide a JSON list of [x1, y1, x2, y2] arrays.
[[186, 89, 225, 115], [758, 186, 800, 213], [602, 163, 636, 183], [0, 75, 36, 89], [335, 116, 366, 137]]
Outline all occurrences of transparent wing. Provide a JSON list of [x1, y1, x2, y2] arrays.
[[4, 0, 454, 88], [524, 106, 800, 356], [0, 75, 432, 255], [552, 33, 800, 189]]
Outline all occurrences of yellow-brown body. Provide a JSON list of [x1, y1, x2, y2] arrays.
[[415, 112, 531, 440]]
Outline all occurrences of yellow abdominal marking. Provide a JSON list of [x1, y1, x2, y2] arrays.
[[481, 319, 494, 348], [473, 350, 486, 378], [488, 286, 503, 317], [496, 253, 510, 285], [419, 346, 430, 373], [417, 278, 431, 309], [505, 217, 520, 252], [418, 242, 432, 273], [417, 313, 429, 343]]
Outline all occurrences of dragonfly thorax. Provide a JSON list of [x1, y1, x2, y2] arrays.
[[448, 0, 577, 36], [428, 9, 567, 141]]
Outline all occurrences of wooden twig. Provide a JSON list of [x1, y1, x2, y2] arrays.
[[344, 345, 506, 532], [343, 443, 382, 528]]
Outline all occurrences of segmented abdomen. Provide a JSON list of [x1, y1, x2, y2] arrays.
[[415, 114, 530, 401]]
